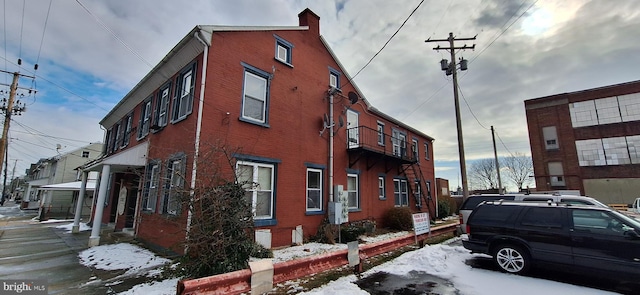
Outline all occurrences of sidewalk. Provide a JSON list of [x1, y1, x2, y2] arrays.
[[0, 203, 144, 294]]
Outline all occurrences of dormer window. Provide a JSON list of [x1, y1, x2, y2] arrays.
[[329, 67, 341, 89]]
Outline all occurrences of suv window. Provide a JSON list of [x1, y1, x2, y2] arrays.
[[520, 207, 563, 228], [471, 205, 520, 223]]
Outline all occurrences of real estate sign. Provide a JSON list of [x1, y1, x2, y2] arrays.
[[412, 212, 430, 235]]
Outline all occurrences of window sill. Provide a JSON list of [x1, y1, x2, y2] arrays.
[[305, 210, 324, 216], [239, 117, 270, 128], [274, 57, 293, 68], [348, 208, 361, 213], [255, 219, 277, 227], [379, 197, 386, 201]]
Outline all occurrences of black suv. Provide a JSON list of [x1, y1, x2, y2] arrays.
[[462, 201, 640, 281]]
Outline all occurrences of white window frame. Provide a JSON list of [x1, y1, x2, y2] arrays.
[[157, 84, 171, 128], [138, 99, 152, 139], [274, 35, 293, 65], [378, 176, 385, 199], [144, 163, 160, 212], [173, 67, 194, 122], [306, 168, 323, 212], [346, 173, 359, 209], [122, 114, 132, 147], [424, 142, 430, 160], [241, 67, 270, 125], [414, 179, 422, 207], [412, 139, 419, 161], [542, 126, 559, 150], [237, 161, 275, 220], [548, 162, 565, 186], [377, 122, 385, 145], [394, 178, 409, 207]]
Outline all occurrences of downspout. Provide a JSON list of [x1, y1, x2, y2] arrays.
[[328, 90, 335, 203], [186, 30, 209, 247]]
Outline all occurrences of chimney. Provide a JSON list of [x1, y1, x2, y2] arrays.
[[298, 8, 320, 36]]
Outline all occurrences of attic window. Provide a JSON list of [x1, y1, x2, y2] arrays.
[[274, 35, 293, 66]]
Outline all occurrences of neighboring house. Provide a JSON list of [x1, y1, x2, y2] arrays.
[[79, 9, 435, 251], [23, 143, 103, 218], [524, 80, 640, 204]]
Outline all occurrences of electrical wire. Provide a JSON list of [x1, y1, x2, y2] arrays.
[[35, 0, 53, 67], [17, 0, 24, 70], [75, 0, 154, 69], [458, 84, 490, 130], [342, 0, 425, 88]]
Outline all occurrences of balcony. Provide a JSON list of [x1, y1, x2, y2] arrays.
[[346, 126, 417, 168]]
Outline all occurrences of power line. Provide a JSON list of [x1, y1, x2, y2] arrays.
[[458, 84, 490, 130], [75, 0, 154, 69], [342, 0, 425, 88], [35, 0, 53, 67]]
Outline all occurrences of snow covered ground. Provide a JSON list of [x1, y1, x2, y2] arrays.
[[53, 221, 619, 294]]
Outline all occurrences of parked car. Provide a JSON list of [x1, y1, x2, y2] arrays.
[[462, 201, 640, 282], [456, 194, 607, 234]]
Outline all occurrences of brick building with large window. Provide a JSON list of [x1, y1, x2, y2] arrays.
[[76, 9, 436, 251], [525, 80, 640, 204]]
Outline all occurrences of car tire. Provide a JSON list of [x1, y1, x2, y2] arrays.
[[493, 244, 530, 274]]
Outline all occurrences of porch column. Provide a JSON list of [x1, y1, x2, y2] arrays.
[[72, 171, 88, 234], [89, 164, 111, 247]]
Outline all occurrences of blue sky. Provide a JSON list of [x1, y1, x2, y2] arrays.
[[2, 0, 640, 192]]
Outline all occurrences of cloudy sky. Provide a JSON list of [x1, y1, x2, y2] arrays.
[[1, 0, 639, 191]]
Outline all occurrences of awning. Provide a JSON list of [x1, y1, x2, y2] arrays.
[[40, 180, 97, 191]]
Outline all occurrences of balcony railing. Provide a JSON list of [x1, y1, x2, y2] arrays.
[[346, 126, 417, 163]]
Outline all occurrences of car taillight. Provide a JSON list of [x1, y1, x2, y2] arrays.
[[466, 225, 470, 234], [458, 213, 463, 224]]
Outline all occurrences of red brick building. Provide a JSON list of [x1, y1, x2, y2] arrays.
[[79, 9, 435, 251], [525, 80, 640, 204]]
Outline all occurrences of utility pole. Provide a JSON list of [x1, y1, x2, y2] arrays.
[[0, 70, 30, 196], [491, 126, 503, 194], [426, 32, 476, 201]]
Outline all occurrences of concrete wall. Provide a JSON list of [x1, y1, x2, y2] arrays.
[[583, 178, 640, 204]]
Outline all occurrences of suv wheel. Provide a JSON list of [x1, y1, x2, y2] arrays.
[[493, 245, 530, 274]]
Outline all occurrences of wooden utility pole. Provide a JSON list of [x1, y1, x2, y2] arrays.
[[426, 32, 476, 201], [491, 126, 503, 194], [0, 70, 30, 194]]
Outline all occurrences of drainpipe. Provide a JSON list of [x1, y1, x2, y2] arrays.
[[185, 30, 209, 247], [328, 89, 335, 203]]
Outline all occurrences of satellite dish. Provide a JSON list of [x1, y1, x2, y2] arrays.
[[347, 91, 359, 104]]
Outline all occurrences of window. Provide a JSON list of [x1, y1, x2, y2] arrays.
[[520, 207, 563, 228], [394, 178, 409, 207], [569, 100, 597, 127], [377, 122, 385, 145], [603, 137, 631, 165], [414, 180, 422, 207], [306, 168, 322, 212], [104, 128, 112, 154], [391, 129, 407, 157], [576, 139, 606, 166], [378, 175, 385, 199], [619, 93, 640, 122], [138, 99, 152, 139], [112, 123, 121, 153], [122, 113, 132, 147], [424, 142, 430, 160], [274, 35, 293, 65], [143, 161, 160, 212], [572, 210, 633, 236], [161, 154, 186, 215], [329, 67, 341, 89], [548, 162, 565, 186], [628, 135, 640, 164], [412, 139, 419, 161], [241, 64, 270, 125], [542, 126, 559, 150], [237, 161, 275, 220], [595, 97, 621, 125], [172, 64, 195, 122], [346, 173, 359, 209], [82, 151, 90, 158], [155, 83, 171, 128]]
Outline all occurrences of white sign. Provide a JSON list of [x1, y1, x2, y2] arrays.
[[412, 212, 430, 235], [117, 187, 127, 216]]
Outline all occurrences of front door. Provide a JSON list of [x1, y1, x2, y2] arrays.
[[346, 110, 359, 148]]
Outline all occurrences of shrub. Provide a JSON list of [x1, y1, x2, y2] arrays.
[[340, 223, 366, 243], [383, 207, 413, 231], [437, 199, 451, 219]]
